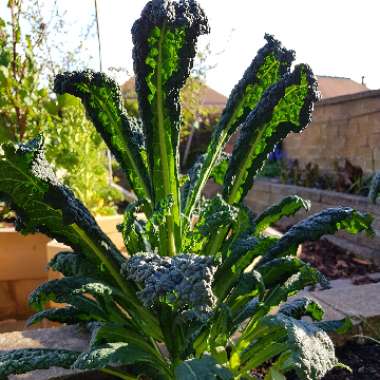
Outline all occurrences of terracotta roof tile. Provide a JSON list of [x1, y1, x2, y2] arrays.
[[316, 75, 367, 99]]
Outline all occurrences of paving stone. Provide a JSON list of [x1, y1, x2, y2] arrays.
[[0, 325, 89, 380], [312, 282, 380, 320], [303, 281, 380, 344]]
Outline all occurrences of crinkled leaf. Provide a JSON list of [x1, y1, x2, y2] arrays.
[[228, 271, 265, 313], [26, 306, 92, 326], [224, 64, 319, 204], [263, 265, 322, 309], [54, 70, 152, 202], [174, 354, 233, 380], [0, 137, 134, 300], [133, 0, 209, 251], [72, 342, 154, 370], [264, 207, 374, 262], [48, 251, 107, 280], [0, 348, 79, 379], [261, 315, 338, 380], [186, 194, 239, 253], [145, 195, 174, 252], [29, 277, 116, 314], [118, 201, 150, 254], [183, 34, 295, 220], [258, 257, 305, 287], [279, 297, 324, 321], [213, 236, 277, 299], [254, 196, 311, 234]]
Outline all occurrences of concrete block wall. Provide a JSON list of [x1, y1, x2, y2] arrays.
[[283, 90, 380, 174]]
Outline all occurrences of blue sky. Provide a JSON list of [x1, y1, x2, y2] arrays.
[[3, 0, 380, 96]]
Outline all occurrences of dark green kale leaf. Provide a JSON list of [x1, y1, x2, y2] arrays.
[[0, 348, 79, 379], [224, 64, 319, 204], [0, 137, 136, 298], [26, 306, 92, 326], [54, 70, 152, 203], [48, 251, 107, 280], [258, 256, 314, 288], [132, 0, 209, 252], [72, 342, 154, 370], [182, 34, 295, 220], [263, 207, 373, 262], [29, 276, 117, 315], [279, 297, 324, 321], [254, 195, 311, 234], [185, 194, 239, 253], [260, 314, 338, 380]]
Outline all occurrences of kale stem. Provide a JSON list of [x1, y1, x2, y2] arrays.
[[155, 24, 178, 256]]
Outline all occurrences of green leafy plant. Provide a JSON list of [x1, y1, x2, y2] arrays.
[[0, 1, 374, 379], [0, 3, 120, 216]]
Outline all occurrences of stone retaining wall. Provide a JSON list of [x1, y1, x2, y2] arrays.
[[244, 179, 380, 264]]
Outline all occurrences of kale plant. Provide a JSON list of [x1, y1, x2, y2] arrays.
[[0, 1, 373, 379]]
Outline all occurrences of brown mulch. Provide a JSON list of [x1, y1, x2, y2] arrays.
[[299, 239, 380, 283]]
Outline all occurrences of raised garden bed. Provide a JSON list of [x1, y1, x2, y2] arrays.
[[243, 179, 380, 265], [0, 215, 124, 322], [301, 239, 380, 284]]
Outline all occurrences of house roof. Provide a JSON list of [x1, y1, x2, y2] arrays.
[[120, 75, 368, 108], [120, 77, 227, 109], [316, 75, 368, 99]]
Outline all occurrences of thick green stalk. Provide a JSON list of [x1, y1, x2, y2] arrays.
[[155, 25, 181, 255], [182, 124, 230, 225], [72, 225, 132, 296], [71, 225, 162, 340], [225, 126, 265, 205], [204, 225, 229, 257]]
